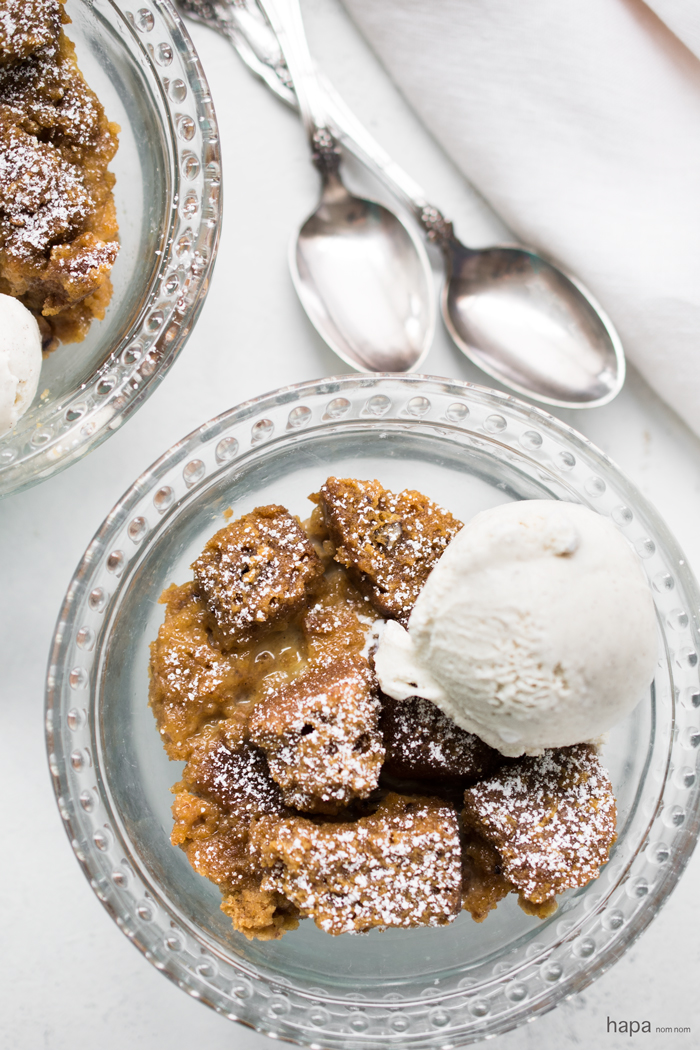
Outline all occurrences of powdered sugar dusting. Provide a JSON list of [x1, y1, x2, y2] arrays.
[[463, 744, 616, 903], [249, 658, 384, 812], [0, 124, 92, 258], [0, 0, 119, 344], [253, 794, 462, 934], [193, 505, 324, 649], [189, 736, 285, 817], [0, 0, 62, 65], [319, 477, 462, 624], [380, 691, 500, 784]]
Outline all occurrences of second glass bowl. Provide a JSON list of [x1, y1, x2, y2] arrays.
[[0, 0, 220, 496], [47, 375, 700, 1047]]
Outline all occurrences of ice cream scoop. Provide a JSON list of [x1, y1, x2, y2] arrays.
[[0, 294, 42, 435], [374, 500, 658, 756]]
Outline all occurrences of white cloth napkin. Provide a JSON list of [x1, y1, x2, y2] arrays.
[[342, 0, 700, 436]]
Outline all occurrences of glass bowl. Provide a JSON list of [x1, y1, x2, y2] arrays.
[[0, 0, 220, 497], [46, 375, 700, 1047]]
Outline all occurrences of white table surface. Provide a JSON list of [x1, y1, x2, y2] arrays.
[[2, 2, 699, 1047]]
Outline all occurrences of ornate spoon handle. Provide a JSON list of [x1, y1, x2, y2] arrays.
[[256, 0, 342, 178], [181, 0, 454, 244], [318, 73, 455, 244]]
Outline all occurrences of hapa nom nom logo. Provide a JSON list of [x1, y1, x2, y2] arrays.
[[607, 1017, 692, 1036]]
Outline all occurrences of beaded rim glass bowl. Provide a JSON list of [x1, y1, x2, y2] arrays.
[[0, 0, 220, 497], [46, 375, 700, 1048]]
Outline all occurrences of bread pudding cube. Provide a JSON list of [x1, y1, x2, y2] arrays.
[[251, 793, 462, 934], [171, 722, 299, 941], [248, 659, 384, 814], [315, 477, 462, 624], [193, 505, 323, 650], [380, 691, 502, 787], [462, 744, 616, 905]]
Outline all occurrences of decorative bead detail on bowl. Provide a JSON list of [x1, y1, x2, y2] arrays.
[[215, 437, 238, 463], [363, 395, 391, 416], [445, 402, 469, 422], [520, 430, 543, 450], [325, 397, 351, 419]]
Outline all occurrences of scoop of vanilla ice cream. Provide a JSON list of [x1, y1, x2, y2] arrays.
[[0, 294, 43, 435], [374, 500, 658, 756]]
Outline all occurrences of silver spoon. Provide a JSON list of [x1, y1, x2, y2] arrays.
[[178, 0, 625, 408], [178, 1, 435, 372]]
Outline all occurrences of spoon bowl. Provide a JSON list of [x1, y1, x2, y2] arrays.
[[293, 177, 433, 371], [444, 243, 624, 407]]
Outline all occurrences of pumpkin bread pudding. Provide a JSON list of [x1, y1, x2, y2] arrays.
[[0, 0, 119, 349], [149, 479, 617, 939]]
